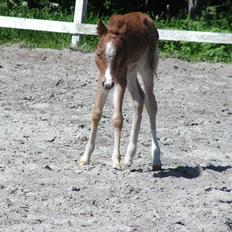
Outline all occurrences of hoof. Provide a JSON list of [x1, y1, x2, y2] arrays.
[[112, 162, 121, 170], [123, 162, 132, 170], [152, 164, 162, 171], [79, 160, 89, 167]]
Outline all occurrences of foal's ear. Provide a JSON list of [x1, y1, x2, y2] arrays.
[[97, 19, 107, 37], [119, 22, 128, 35]]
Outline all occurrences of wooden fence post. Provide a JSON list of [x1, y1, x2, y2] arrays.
[[71, 0, 88, 49]]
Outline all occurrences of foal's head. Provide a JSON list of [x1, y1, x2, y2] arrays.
[[96, 17, 127, 90]]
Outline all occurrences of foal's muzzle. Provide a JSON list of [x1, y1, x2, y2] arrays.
[[102, 81, 114, 90]]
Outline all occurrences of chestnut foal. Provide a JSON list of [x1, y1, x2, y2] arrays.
[[80, 12, 161, 170]]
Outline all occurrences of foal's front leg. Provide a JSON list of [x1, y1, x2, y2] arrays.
[[112, 80, 126, 169], [80, 80, 108, 166]]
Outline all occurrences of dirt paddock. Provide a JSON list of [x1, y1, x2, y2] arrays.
[[0, 46, 232, 232]]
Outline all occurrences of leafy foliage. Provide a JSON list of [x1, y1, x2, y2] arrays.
[[0, 1, 231, 62]]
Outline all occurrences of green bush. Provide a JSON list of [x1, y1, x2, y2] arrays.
[[0, 2, 231, 63]]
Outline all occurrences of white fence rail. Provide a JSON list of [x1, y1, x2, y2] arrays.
[[158, 29, 232, 44], [0, 0, 232, 46], [0, 16, 96, 35]]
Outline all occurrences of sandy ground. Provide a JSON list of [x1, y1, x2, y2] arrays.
[[0, 46, 232, 232]]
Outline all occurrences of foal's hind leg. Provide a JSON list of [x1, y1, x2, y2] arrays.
[[138, 64, 161, 171], [124, 66, 145, 167]]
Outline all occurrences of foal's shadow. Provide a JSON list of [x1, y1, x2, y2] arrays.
[[152, 164, 232, 179]]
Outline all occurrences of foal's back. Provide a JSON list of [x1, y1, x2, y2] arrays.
[[108, 12, 159, 66]]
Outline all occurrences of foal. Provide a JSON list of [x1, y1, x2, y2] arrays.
[[80, 12, 161, 170]]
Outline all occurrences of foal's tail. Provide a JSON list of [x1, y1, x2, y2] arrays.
[[142, 14, 159, 76], [153, 47, 159, 77]]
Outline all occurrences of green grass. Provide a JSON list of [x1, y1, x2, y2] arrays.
[[0, 29, 72, 49], [0, 3, 73, 48], [159, 41, 232, 62], [0, 4, 231, 62]]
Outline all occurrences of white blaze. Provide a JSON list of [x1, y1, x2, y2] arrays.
[[105, 41, 115, 61], [104, 41, 115, 87], [105, 66, 112, 86]]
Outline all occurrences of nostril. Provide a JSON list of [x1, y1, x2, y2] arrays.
[[102, 81, 105, 87]]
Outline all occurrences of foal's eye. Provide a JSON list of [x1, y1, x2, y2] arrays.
[[96, 52, 100, 58]]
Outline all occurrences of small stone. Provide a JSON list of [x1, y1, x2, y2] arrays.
[[71, 187, 81, 192], [219, 200, 232, 204], [161, 137, 173, 145], [55, 79, 62, 86], [91, 200, 96, 205], [9, 188, 18, 194], [49, 92, 55, 99], [22, 189, 31, 193], [78, 124, 85, 129], [153, 210, 159, 220], [46, 136, 56, 142], [0, 166, 5, 172], [44, 165, 52, 171], [191, 122, 199, 126], [205, 187, 213, 192], [219, 187, 231, 192], [173, 65, 178, 69], [225, 218, 232, 230], [22, 96, 33, 101], [142, 142, 149, 147], [80, 136, 88, 142], [40, 116, 48, 121], [175, 221, 185, 226]]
